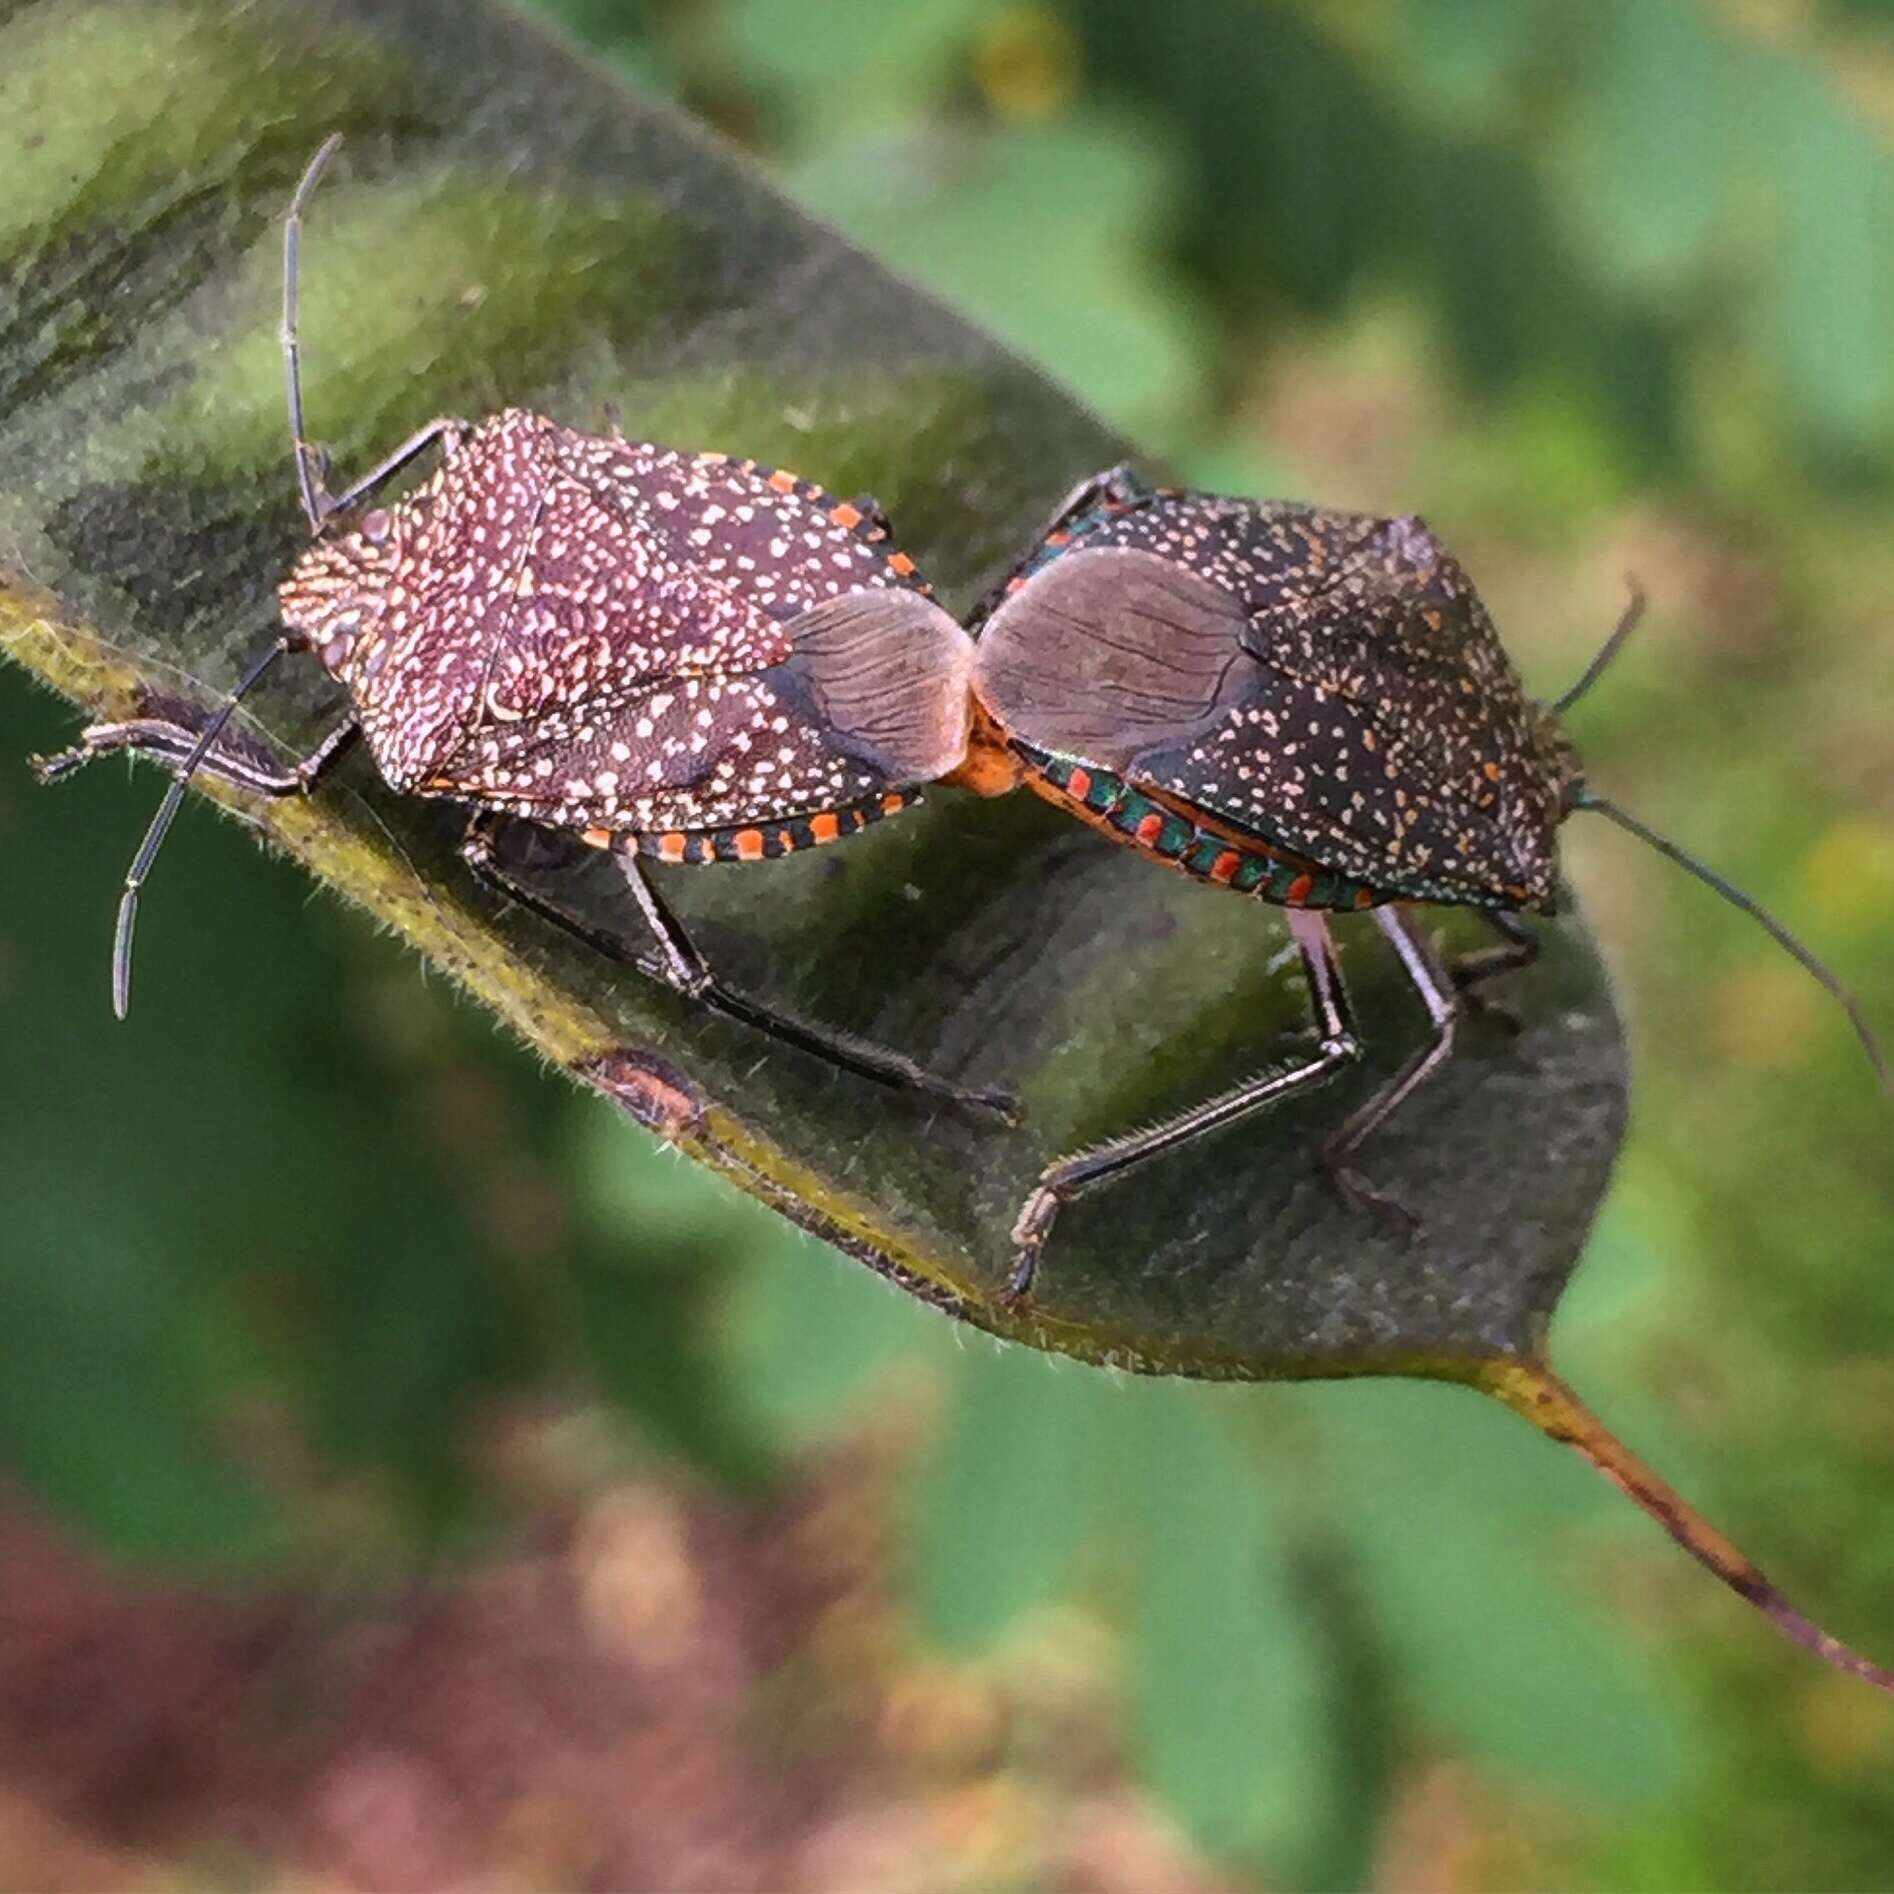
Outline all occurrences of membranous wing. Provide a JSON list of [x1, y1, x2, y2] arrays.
[[973, 492, 1561, 906]]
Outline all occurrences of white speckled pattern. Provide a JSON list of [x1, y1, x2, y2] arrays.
[[279, 409, 971, 836], [974, 490, 1571, 909]]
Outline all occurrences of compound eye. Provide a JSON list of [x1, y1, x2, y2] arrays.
[[360, 508, 393, 545]]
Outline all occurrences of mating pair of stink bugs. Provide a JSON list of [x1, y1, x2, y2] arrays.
[[40, 138, 1886, 1302]]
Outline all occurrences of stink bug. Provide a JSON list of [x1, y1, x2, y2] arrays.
[[957, 465, 1889, 1299], [33, 136, 1010, 1123]]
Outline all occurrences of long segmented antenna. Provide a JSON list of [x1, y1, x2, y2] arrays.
[[110, 637, 297, 1018], [1571, 788, 1890, 1099], [106, 137, 350, 1017], [284, 131, 344, 533], [1555, 578, 1646, 714]]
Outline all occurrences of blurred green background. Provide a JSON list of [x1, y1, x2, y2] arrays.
[[5, 1, 1894, 1887]]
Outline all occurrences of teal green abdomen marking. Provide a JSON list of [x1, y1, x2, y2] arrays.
[[1021, 743, 1391, 912]]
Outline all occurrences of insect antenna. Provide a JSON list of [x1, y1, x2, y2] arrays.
[[1554, 579, 1646, 714], [110, 135, 351, 1017], [111, 635, 300, 1020], [1569, 786, 1890, 1099], [283, 131, 345, 533]]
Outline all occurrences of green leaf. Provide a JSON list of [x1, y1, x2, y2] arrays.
[[567, 1253, 776, 1491], [1129, 1388, 1337, 1879], [1309, 1380, 1687, 1800], [722, 1234, 933, 1445], [1553, 0, 1733, 297], [0, 1258, 281, 1565], [722, 0, 992, 136], [909, 1340, 1111, 1652], [1398, 0, 1559, 127], [782, 113, 1208, 437], [1759, 51, 1894, 458]]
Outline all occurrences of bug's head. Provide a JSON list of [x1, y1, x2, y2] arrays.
[[277, 504, 405, 681], [1529, 700, 1588, 822], [1530, 579, 1647, 825]]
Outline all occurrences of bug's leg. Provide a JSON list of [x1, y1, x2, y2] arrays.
[[34, 629, 356, 1017], [41, 706, 361, 1021], [846, 494, 895, 540], [460, 817, 662, 963], [618, 852, 1021, 1123], [302, 417, 471, 526], [1005, 908, 1361, 1305], [458, 820, 1020, 1125], [967, 466, 1152, 629], [1320, 906, 1458, 1235], [1449, 909, 1539, 1031], [33, 712, 360, 797], [1034, 463, 1147, 540]]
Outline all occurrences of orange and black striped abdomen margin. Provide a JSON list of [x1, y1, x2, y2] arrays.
[[626, 789, 920, 866]]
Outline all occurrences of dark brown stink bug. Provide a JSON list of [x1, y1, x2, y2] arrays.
[[958, 464, 1888, 1299], [35, 136, 1008, 1122]]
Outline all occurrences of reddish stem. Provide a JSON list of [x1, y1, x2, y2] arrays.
[[1475, 1358, 1894, 1694]]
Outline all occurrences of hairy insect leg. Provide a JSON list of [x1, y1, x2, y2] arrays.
[[37, 700, 359, 1012], [1034, 463, 1147, 540], [621, 853, 1020, 1123], [33, 712, 361, 797], [31, 634, 359, 1016], [1320, 906, 1458, 1235], [313, 417, 472, 524], [1004, 908, 1362, 1305], [461, 817, 635, 952], [968, 465, 1150, 629], [458, 819, 1019, 1125], [1449, 909, 1540, 1030], [845, 494, 894, 539]]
